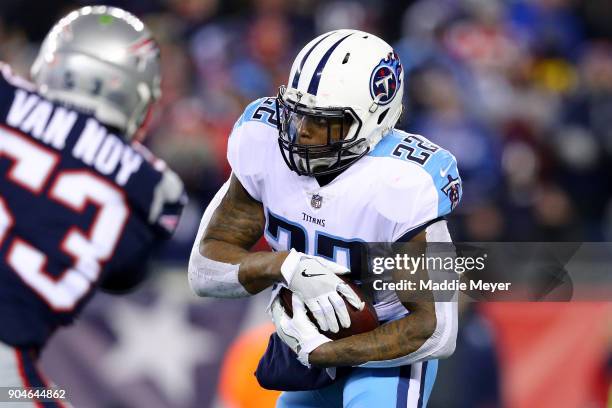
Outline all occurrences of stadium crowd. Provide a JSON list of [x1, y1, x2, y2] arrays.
[[2, 0, 611, 252]]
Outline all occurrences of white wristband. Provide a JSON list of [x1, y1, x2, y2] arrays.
[[297, 334, 332, 368], [280, 248, 302, 284]]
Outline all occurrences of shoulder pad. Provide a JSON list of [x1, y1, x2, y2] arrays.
[[132, 141, 167, 171], [371, 131, 462, 223], [226, 98, 278, 201], [234, 97, 279, 129], [0, 62, 36, 91]]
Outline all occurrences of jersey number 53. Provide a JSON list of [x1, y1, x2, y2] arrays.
[[0, 126, 128, 311]]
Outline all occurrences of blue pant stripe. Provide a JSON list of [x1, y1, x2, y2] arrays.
[[422, 360, 438, 408], [416, 361, 428, 408], [19, 349, 65, 408], [20, 349, 45, 387], [395, 364, 411, 408]]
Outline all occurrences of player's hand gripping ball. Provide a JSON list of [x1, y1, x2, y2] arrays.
[[279, 276, 379, 340]]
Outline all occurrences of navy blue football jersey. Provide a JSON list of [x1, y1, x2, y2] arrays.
[[0, 64, 186, 347]]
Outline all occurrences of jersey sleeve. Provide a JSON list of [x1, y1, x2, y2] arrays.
[[121, 149, 187, 239], [0, 62, 36, 121], [425, 149, 462, 218], [395, 149, 461, 241], [374, 148, 462, 242], [226, 97, 278, 202], [150, 167, 188, 238]]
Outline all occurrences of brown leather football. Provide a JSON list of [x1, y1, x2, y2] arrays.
[[278, 276, 379, 340]]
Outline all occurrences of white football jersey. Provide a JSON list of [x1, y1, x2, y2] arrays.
[[228, 97, 462, 321]]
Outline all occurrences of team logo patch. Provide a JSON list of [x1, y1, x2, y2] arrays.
[[441, 175, 461, 210], [311, 194, 323, 209], [369, 51, 403, 105]]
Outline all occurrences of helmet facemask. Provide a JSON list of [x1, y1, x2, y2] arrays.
[[276, 86, 368, 177]]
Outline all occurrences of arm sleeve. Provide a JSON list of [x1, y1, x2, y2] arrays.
[[98, 242, 159, 294], [187, 176, 250, 298], [391, 149, 462, 241], [226, 98, 273, 202], [100, 167, 186, 293], [359, 220, 459, 368], [148, 167, 188, 238], [189, 98, 275, 297]]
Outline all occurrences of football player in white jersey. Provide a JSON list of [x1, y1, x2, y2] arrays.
[[189, 29, 461, 407]]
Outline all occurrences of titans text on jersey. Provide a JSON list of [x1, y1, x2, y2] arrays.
[[229, 97, 462, 322]]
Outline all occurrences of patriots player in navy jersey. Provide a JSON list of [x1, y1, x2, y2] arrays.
[[0, 6, 186, 400]]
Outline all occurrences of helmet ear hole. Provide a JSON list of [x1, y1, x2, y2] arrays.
[[377, 108, 389, 125]]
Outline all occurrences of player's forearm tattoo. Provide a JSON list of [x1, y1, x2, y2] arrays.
[[307, 227, 439, 366], [200, 175, 286, 294], [203, 175, 265, 252], [310, 236, 437, 367], [309, 302, 436, 367]]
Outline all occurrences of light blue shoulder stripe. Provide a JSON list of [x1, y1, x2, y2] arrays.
[[368, 130, 404, 158], [235, 98, 265, 128], [369, 130, 462, 217], [424, 148, 461, 217], [234, 97, 275, 129]]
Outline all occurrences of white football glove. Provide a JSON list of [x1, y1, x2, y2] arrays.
[[280, 249, 365, 333], [271, 295, 332, 367]]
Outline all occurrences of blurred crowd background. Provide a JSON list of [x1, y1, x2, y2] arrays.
[[1, 0, 611, 407], [3, 0, 612, 249]]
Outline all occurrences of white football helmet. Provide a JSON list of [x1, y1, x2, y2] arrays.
[[277, 29, 404, 176], [31, 6, 161, 140]]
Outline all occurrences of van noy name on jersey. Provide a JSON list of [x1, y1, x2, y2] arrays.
[[6, 89, 143, 186]]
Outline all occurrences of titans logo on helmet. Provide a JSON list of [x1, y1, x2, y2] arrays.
[[369, 51, 403, 105]]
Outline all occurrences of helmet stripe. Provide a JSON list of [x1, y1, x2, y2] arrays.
[[291, 32, 337, 89], [307, 33, 353, 95]]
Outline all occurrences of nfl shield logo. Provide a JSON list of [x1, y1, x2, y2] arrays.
[[311, 194, 323, 209]]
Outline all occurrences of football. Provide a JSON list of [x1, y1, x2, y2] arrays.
[[279, 276, 379, 340]]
